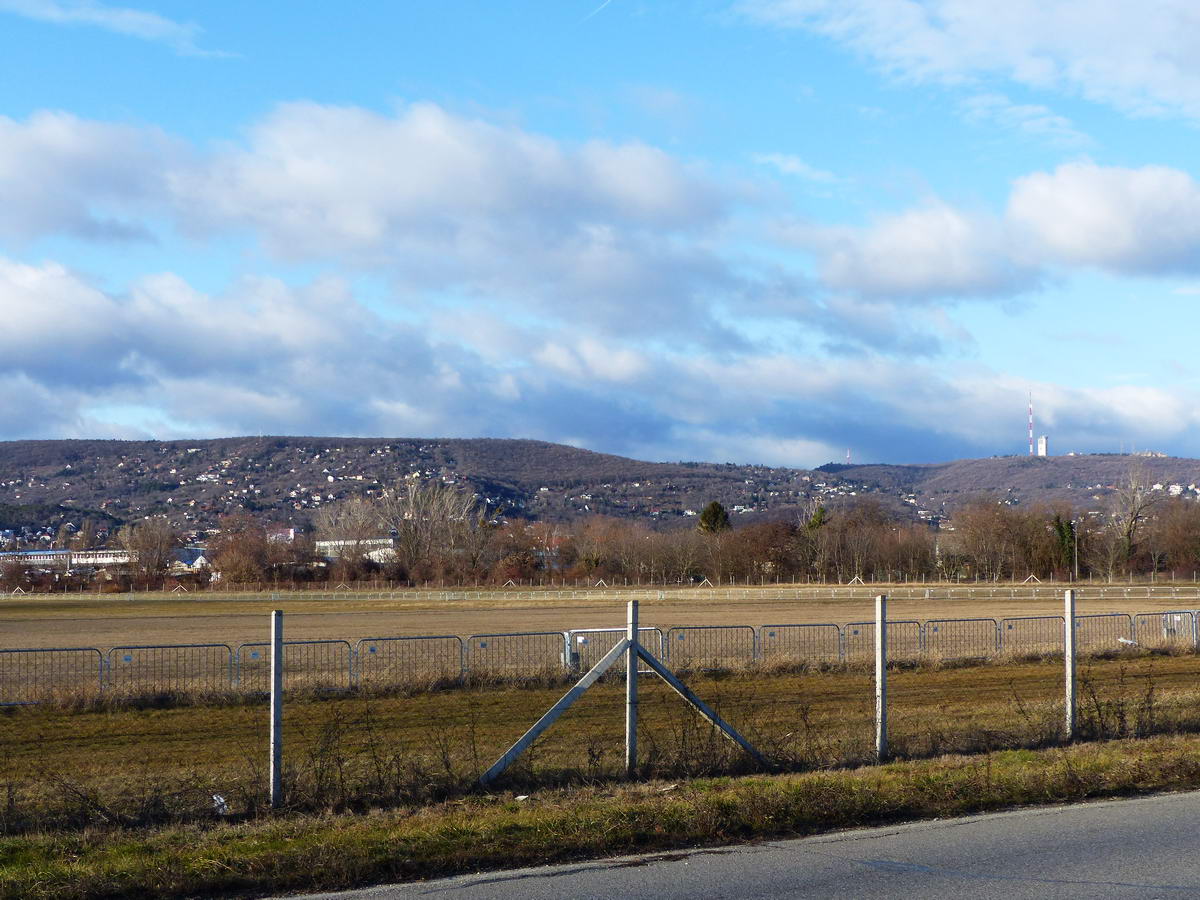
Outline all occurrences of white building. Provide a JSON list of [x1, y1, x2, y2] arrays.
[[1036, 435, 1049, 457]]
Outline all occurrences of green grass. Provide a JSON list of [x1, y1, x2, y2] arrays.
[[6, 734, 1200, 898]]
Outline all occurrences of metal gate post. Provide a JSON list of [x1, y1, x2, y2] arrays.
[[1064, 590, 1077, 741], [626, 600, 638, 776], [269, 609, 283, 808], [876, 594, 888, 761]]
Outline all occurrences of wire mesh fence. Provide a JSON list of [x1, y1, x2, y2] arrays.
[[105, 644, 234, 695], [236, 640, 354, 692], [758, 624, 842, 665], [1000, 616, 1064, 655], [9, 599, 1200, 701], [466, 632, 569, 677], [922, 618, 999, 660], [15, 593, 1200, 843], [842, 620, 922, 662], [0, 648, 103, 704], [665, 625, 757, 669], [567, 627, 664, 673], [354, 635, 464, 687], [1074, 613, 1134, 654], [1134, 611, 1196, 650]]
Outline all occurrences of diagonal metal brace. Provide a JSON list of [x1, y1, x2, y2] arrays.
[[637, 645, 769, 768], [479, 637, 630, 785]]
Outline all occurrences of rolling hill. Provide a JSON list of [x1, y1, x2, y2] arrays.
[[0, 437, 1196, 535]]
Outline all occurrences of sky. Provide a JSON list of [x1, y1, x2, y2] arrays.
[[3, 0, 1200, 467]]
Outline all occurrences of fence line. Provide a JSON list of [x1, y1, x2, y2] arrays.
[[843, 620, 922, 661], [1134, 611, 1197, 650], [567, 627, 664, 673], [236, 640, 353, 692], [8, 603, 1200, 702], [923, 618, 999, 658], [665, 625, 757, 668], [1000, 615, 1065, 655], [17, 583, 1200, 607], [355, 635, 464, 684], [106, 643, 233, 695], [466, 632, 569, 676], [759, 624, 841, 664], [0, 647, 103, 703]]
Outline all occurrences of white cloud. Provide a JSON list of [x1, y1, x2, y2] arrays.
[[778, 160, 1200, 298], [0, 0, 220, 56], [11, 102, 1200, 379], [785, 202, 1038, 300], [740, 0, 1200, 121], [960, 93, 1090, 147], [752, 152, 838, 183], [172, 101, 723, 255], [5, 254, 1200, 465], [1008, 161, 1200, 273], [0, 110, 179, 242], [533, 338, 649, 383], [166, 101, 743, 341]]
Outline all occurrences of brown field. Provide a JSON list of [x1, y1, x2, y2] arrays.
[[2, 582, 1199, 898], [0, 583, 1196, 649], [5, 649, 1200, 828]]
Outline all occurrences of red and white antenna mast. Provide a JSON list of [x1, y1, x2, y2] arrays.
[[1028, 393, 1034, 456]]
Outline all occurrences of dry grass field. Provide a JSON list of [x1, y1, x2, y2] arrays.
[[4, 600, 1200, 897], [0, 583, 1195, 649], [3, 647, 1199, 838]]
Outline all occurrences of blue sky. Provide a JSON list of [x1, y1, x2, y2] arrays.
[[3, 0, 1200, 466]]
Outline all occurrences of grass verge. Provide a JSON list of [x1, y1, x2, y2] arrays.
[[5, 733, 1200, 898]]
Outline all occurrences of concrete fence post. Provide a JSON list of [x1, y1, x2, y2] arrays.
[[270, 609, 283, 808], [1064, 589, 1076, 740], [876, 594, 888, 762], [626, 599, 639, 776]]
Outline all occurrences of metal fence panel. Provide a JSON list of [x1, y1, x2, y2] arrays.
[[567, 627, 663, 673], [1000, 616, 1064, 655], [923, 619, 998, 660], [1133, 611, 1196, 649], [466, 632, 569, 676], [355, 635, 464, 686], [759, 624, 842, 664], [236, 640, 353, 692], [843, 621, 922, 661], [665, 625, 757, 668], [1075, 613, 1134, 653], [106, 644, 233, 695], [0, 647, 103, 703]]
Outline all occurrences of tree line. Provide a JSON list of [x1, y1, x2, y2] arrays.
[[4, 470, 1198, 591]]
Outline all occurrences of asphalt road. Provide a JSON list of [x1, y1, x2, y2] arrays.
[[284, 790, 1200, 899]]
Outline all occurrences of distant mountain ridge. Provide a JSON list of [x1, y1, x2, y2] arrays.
[[0, 437, 1197, 535]]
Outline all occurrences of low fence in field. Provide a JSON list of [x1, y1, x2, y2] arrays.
[[3, 604, 1200, 704]]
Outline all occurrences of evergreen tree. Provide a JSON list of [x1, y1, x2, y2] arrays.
[[807, 504, 829, 531], [698, 500, 731, 534]]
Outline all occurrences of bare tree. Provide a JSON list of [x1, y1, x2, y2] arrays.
[[207, 513, 269, 585], [314, 496, 381, 577], [118, 518, 178, 587], [1111, 466, 1158, 567], [377, 477, 482, 581], [0, 557, 27, 592]]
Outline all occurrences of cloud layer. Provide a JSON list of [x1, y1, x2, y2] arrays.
[[740, 0, 1200, 121], [4, 100, 1200, 464], [0, 0, 217, 55]]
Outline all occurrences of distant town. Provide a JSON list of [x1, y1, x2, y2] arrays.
[[3, 437, 1200, 592]]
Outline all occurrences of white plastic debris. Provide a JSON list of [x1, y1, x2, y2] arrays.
[[212, 793, 229, 815]]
